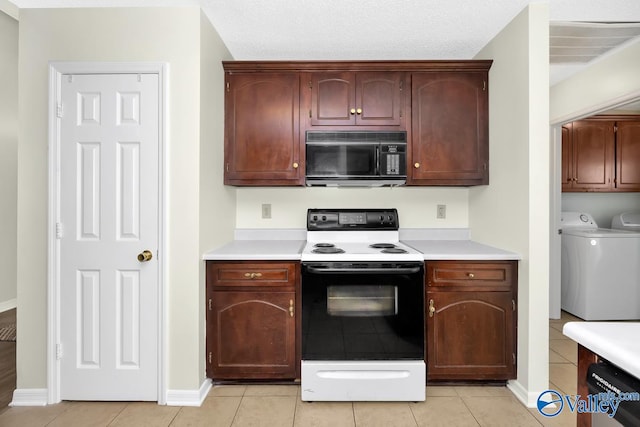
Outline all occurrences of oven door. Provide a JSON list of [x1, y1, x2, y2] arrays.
[[301, 262, 424, 361]]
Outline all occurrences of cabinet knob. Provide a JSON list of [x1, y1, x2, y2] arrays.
[[350, 108, 356, 115], [244, 272, 263, 279], [414, 162, 420, 169], [356, 108, 362, 115], [293, 162, 299, 169], [467, 272, 475, 279], [428, 299, 435, 317]]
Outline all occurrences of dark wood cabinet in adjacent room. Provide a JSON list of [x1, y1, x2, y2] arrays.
[[409, 70, 489, 186], [562, 120, 615, 191], [206, 261, 300, 380], [304, 71, 405, 127], [425, 260, 517, 381], [562, 116, 640, 192], [223, 72, 303, 186]]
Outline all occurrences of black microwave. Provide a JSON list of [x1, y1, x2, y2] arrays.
[[305, 131, 407, 187]]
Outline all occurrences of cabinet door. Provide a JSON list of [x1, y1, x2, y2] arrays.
[[409, 72, 488, 185], [309, 72, 356, 126], [616, 121, 640, 191], [561, 123, 574, 191], [570, 120, 614, 191], [209, 291, 296, 379], [356, 72, 404, 126], [308, 72, 404, 126], [426, 291, 516, 380], [224, 73, 303, 185]]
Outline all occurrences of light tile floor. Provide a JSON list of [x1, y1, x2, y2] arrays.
[[0, 312, 582, 427]]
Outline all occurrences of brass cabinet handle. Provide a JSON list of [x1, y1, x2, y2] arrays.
[[414, 162, 420, 169], [350, 108, 356, 115], [293, 162, 299, 169], [467, 272, 475, 279], [289, 299, 294, 317], [137, 250, 153, 262], [243, 272, 263, 279], [356, 108, 362, 115], [428, 299, 435, 317]]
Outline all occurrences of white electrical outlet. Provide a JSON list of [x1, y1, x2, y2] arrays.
[[261, 203, 272, 219], [437, 204, 446, 219]]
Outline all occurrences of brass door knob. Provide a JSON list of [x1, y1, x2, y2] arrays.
[[137, 250, 153, 262], [356, 108, 362, 115], [414, 162, 420, 169], [293, 162, 299, 169], [350, 108, 356, 115]]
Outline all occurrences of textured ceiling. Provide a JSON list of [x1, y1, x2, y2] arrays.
[[6, 0, 640, 85]]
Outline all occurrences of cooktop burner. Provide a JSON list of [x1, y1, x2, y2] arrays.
[[314, 243, 336, 248], [312, 247, 345, 254], [381, 248, 408, 254], [369, 243, 396, 249]]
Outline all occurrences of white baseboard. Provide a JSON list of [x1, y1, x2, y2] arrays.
[[12, 380, 212, 407], [0, 298, 17, 313], [507, 379, 541, 408], [165, 379, 212, 407], [10, 389, 48, 406]]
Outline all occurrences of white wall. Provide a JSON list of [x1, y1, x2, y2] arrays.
[[198, 10, 235, 382], [472, 3, 550, 406], [550, 38, 640, 124], [0, 10, 18, 312], [17, 7, 230, 394], [236, 187, 469, 229]]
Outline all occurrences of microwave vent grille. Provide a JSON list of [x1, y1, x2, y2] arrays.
[[306, 131, 406, 143]]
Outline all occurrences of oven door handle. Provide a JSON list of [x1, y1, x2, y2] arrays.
[[305, 266, 422, 275]]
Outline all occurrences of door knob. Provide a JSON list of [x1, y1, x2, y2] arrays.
[[350, 108, 356, 115], [414, 162, 420, 169], [137, 250, 153, 262], [356, 108, 362, 115]]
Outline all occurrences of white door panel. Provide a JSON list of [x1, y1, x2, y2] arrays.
[[59, 73, 159, 400]]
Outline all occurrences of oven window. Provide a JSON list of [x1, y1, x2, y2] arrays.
[[327, 285, 397, 317], [306, 144, 375, 176]]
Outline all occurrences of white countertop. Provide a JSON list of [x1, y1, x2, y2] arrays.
[[563, 322, 640, 379], [202, 239, 306, 260], [402, 239, 520, 260], [202, 228, 520, 261]]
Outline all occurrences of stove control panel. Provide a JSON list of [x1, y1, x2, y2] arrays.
[[307, 209, 399, 230]]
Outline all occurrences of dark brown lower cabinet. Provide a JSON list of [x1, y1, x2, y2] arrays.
[[426, 261, 517, 381], [206, 261, 299, 380]]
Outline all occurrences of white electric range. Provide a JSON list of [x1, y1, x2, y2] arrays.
[[300, 209, 426, 402]]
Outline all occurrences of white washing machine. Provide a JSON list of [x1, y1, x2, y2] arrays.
[[561, 212, 640, 320], [611, 212, 640, 232]]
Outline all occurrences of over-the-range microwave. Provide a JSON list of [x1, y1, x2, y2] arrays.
[[305, 131, 407, 187]]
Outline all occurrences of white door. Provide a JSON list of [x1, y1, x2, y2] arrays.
[[59, 73, 159, 400]]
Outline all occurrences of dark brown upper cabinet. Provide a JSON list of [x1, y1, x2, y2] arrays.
[[222, 61, 492, 187], [408, 71, 489, 186], [223, 72, 303, 186], [562, 116, 640, 192], [304, 72, 405, 127]]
